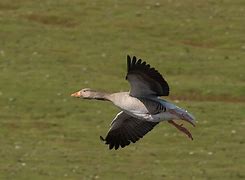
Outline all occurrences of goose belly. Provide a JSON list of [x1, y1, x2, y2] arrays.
[[110, 93, 149, 114], [110, 93, 180, 122], [148, 112, 178, 122], [122, 110, 178, 122]]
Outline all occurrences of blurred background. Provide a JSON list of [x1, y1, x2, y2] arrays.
[[0, 0, 244, 179]]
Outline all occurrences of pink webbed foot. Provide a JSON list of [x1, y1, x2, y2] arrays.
[[168, 120, 193, 140]]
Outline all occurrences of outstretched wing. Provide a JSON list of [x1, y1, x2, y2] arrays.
[[100, 112, 159, 150], [126, 55, 169, 97]]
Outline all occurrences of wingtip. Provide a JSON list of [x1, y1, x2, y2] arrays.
[[100, 136, 105, 142], [127, 55, 131, 72], [132, 56, 137, 64]]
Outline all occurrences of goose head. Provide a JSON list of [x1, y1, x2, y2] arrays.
[[71, 88, 95, 99], [71, 88, 109, 100]]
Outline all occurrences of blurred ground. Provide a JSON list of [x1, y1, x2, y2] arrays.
[[0, 0, 244, 179]]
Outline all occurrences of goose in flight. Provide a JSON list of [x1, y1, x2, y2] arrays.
[[71, 55, 195, 150]]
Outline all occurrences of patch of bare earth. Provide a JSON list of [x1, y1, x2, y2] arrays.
[[23, 13, 78, 28], [0, 3, 18, 10]]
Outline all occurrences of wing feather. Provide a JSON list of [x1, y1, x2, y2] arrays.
[[101, 112, 159, 150], [126, 55, 169, 97]]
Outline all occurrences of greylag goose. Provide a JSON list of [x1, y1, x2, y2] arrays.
[[71, 55, 195, 150]]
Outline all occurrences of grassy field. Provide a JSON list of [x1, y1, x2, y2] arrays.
[[0, 0, 245, 179]]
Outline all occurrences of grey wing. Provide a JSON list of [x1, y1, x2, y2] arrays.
[[100, 111, 159, 150], [126, 55, 169, 97], [138, 98, 167, 115]]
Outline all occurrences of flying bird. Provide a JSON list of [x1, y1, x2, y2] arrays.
[[71, 55, 195, 150]]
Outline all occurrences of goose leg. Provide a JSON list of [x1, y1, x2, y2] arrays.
[[168, 120, 193, 140]]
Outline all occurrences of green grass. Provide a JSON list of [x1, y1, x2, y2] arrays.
[[0, 0, 245, 179]]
